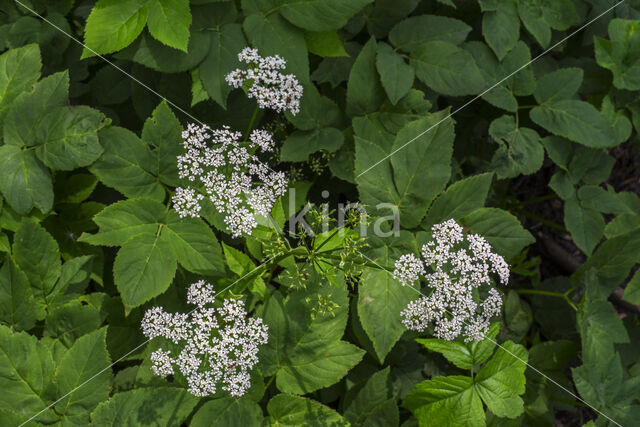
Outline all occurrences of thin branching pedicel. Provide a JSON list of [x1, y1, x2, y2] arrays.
[[226, 47, 303, 115], [140, 280, 268, 397], [395, 219, 509, 342], [173, 124, 288, 237]]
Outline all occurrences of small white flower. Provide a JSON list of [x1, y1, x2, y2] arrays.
[[140, 281, 269, 397], [225, 47, 303, 115], [173, 123, 288, 237], [397, 219, 509, 342]]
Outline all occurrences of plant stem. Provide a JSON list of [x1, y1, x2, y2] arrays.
[[514, 208, 567, 232], [519, 194, 557, 207], [515, 289, 578, 311], [244, 105, 260, 141]]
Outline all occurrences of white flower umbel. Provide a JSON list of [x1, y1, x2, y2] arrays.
[[397, 219, 510, 342], [140, 280, 269, 397], [225, 47, 303, 115], [173, 123, 288, 238]]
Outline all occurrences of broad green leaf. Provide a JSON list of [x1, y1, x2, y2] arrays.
[[14, 219, 61, 311], [267, 394, 348, 426], [344, 367, 398, 426], [482, 0, 519, 60], [279, 0, 373, 32], [191, 397, 262, 426], [410, 41, 485, 96], [376, 41, 414, 105], [91, 387, 199, 426], [578, 294, 628, 365], [475, 341, 528, 418], [460, 208, 535, 259], [563, 199, 604, 255], [346, 37, 385, 117], [285, 84, 341, 130], [0, 258, 38, 331], [422, 173, 493, 229], [403, 376, 484, 426], [528, 340, 578, 371], [82, 0, 149, 57], [364, 0, 420, 38], [489, 115, 543, 178], [0, 145, 53, 215], [390, 111, 454, 228], [465, 41, 516, 112], [533, 68, 583, 104], [389, 15, 471, 52], [304, 31, 348, 57], [199, 23, 246, 109], [0, 44, 41, 128], [113, 233, 177, 311], [147, 0, 191, 52], [90, 126, 165, 202], [594, 19, 640, 90], [54, 328, 111, 419], [243, 12, 309, 82], [280, 127, 344, 162], [0, 325, 55, 418], [604, 213, 640, 238], [78, 198, 165, 247], [163, 211, 225, 276], [517, 0, 578, 48], [34, 106, 106, 170], [45, 299, 102, 347], [116, 30, 210, 73], [3, 71, 68, 147], [530, 100, 617, 148], [141, 101, 183, 186], [623, 269, 640, 305], [577, 186, 633, 215]]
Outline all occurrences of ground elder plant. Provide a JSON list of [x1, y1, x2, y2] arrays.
[[0, 1, 639, 426]]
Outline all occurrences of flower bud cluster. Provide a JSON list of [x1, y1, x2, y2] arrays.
[[172, 123, 288, 237], [225, 47, 303, 115], [395, 219, 509, 342], [140, 280, 269, 397]]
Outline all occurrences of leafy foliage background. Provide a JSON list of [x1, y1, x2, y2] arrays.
[[0, 0, 639, 425]]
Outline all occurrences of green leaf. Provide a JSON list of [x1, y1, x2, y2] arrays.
[[89, 126, 165, 202], [54, 328, 111, 419], [403, 376, 485, 426], [410, 41, 485, 96], [304, 31, 348, 57], [578, 296, 628, 365], [460, 208, 535, 259], [475, 341, 528, 418], [517, 0, 578, 48], [0, 258, 38, 331], [34, 106, 106, 171], [346, 37, 386, 117], [563, 199, 604, 255], [280, 127, 344, 162], [91, 387, 199, 425], [482, 0, 519, 60], [267, 394, 348, 426], [0, 325, 55, 418], [113, 233, 177, 312], [623, 269, 640, 305], [577, 186, 633, 215], [147, 0, 191, 52], [533, 68, 583, 104], [389, 15, 471, 52], [191, 397, 262, 426], [82, 0, 149, 57], [594, 19, 640, 90], [78, 198, 165, 247], [0, 44, 41, 129], [199, 23, 246, 109], [14, 219, 61, 311], [344, 367, 398, 426], [364, 0, 420, 38], [489, 115, 544, 178], [45, 299, 102, 347], [422, 173, 493, 229], [376, 41, 414, 105], [3, 71, 68, 147], [279, 0, 373, 32], [0, 145, 53, 215], [141, 101, 183, 186], [530, 100, 617, 148], [390, 111, 454, 228]]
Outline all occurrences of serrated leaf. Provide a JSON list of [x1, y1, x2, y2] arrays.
[[389, 15, 471, 52], [267, 394, 348, 426], [564, 199, 604, 255], [304, 31, 348, 57], [410, 41, 485, 96], [594, 19, 640, 90], [191, 397, 262, 426], [280, 127, 344, 162], [623, 269, 640, 305], [0, 145, 53, 215], [147, 0, 191, 52], [82, 0, 149, 57], [489, 114, 543, 178], [533, 68, 583, 104], [0, 44, 41, 129], [347, 37, 385, 117], [344, 367, 398, 426], [482, 1, 519, 60], [0, 258, 38, 331], [141, 101, 183, 186], [376, 41, 414, 105], [91, 387, 199, 426], [279, 0, 372, 32]]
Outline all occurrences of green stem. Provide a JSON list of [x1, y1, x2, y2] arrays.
[[244, 105, 260, 141], [320, 253, 394, 272], [515, 289, 578, 311], [518, 194, 557, 207], [314, 228, 341, 252], [517, 104, 536, 109], [227, 246, 308, 292], [514, 207, 567, 232]]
